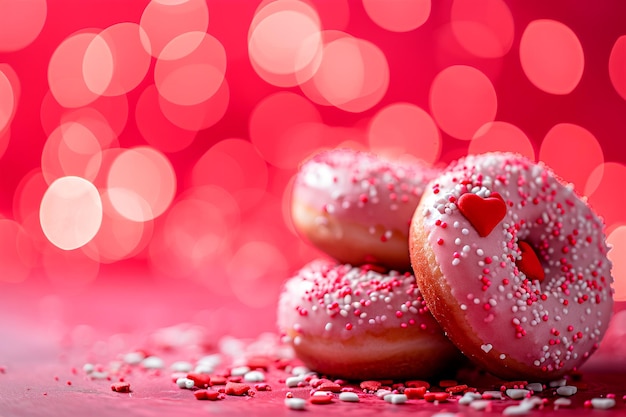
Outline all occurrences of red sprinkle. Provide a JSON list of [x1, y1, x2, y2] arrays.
[[445, 384, 469, 394], [310, 394, 333, 405], [111, 382, 131, 393], [225, 382, 251, 396], [194, 390, 223, 401], [187, 373, 211, 388], [404, 387, 427, 399], [318, 382, 341, 393], [360, 380, 382, 392], [424, 392, 449, 402]]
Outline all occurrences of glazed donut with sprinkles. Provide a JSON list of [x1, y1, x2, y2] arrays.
[[290, 148, 439, 272], [277, 259, 462, 380], [409, 152, 614, 381]]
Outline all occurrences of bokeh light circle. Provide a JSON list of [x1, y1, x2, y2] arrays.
[[450, 0, 514, 58], [519, 19, 584, 95], [154, 32, 226, 106], [585, 162, 626, 230], [83, 22, 152, 96], [429, 65, 498, 140], [608, 225, 626, 301], [41, 122, 103, 184], [539, 123, 604, 193], [469, 121, 535, 159], [0, 0, 47, 52], [82, 190, 152, 264], [249, 91, 322, 169], [248, 0, 323, 87], [140, 0, 209, 58], [40, 176, 103, 250], [609, 35, 626, 101], [192, 138, 268, 211], [135, 84, 197, 153], [304, 34, 390, 113], [107, 147, 177, 222], [368, 102, 441, 165], [0, 68, 16, 133], [158, 78, 230, 131], [362, 0, 431, 33]]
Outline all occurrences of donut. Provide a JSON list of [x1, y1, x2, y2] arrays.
[[277, 258, 463, 380], [409, 152, 614, 381], [291, 148, 438, 271]]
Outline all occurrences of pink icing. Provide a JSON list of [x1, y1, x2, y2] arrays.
[[277, 259, 444, 342], [420, 152, 613, 375], [292, 148, 437, 243]]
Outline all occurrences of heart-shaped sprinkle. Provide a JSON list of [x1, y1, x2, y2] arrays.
[[457, 192, 506, 237], [516, 240, 545, 282]]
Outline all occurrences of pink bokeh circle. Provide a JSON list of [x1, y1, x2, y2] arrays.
[[430, 65, 498, 140], [539, 123, 604, 194], [368, 102, 441, 165], [520, 19, 584, 95]]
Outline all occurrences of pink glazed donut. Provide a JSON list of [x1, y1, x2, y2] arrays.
[[277, 259, 462, 381], [291, 148, 438, 272], [409, 152, 614, 381]]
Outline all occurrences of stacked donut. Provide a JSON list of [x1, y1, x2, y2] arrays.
[[278, 150, 614, 382], [278, 149, 463, 380]]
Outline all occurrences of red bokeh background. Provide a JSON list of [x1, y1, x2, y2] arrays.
[[2, 0, 626, 358]]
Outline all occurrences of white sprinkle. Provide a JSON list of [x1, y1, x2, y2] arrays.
[[502, 404, 531, 415], [591, 398, 615, 410], [526, 382, 543, 392], [176, 377, 195, 389], [244, 370, 265, 382], [324, 323, 332, 331], [375, 389, 392, 399], [141, 356, 164, 369], [286, 376, 304, 388], [89, 371, 109, 380], [339, 392, 360, 402], [549, 378, 567, 388], [455, 238, 462, 245], [506, 389, 529, 400], [284, 397, 307, 410], [499, 354, 506, 360], [458, 392, 482, 405], [556, 385, 577, 396], [194, 363, 214, 374], [481, 343, 493, 353], [483, 391, 503, 400], [452, 258, 460, 266], [291, 366, 310, 376], [230, 366, 251, 376], [170, 361, 193, 372], [123, 351, 145, 365], [460, 304, 467, 310], [384, 394, 407, 404], [312, 391, 333, 397], [82, 363, 95, 374], [469, 400, 490, 410], [554, 398, 572, 407], [462, 228, 469, 235]]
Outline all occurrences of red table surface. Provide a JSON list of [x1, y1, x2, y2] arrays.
[[1, 272, 626, 417]]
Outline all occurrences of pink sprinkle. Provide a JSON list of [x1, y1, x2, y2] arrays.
[[345, 323, 353, 330]]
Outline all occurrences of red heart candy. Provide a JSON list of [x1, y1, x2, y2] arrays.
[[457, 192, 506, 237], [516, 240, 545, 282]]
